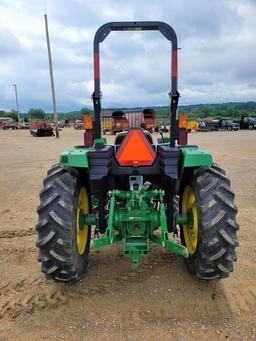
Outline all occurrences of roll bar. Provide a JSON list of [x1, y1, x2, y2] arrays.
[[92, 21, 180, 146]]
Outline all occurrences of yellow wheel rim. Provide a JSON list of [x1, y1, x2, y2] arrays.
[[76, 186, 89, 255], [182, 185, 198, 254]]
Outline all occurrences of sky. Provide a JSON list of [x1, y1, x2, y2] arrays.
[[0, 0, 255, 112]]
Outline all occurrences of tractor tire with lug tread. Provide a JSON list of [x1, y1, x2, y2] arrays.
[[181, 163, 239, 280], [36, 164, 91, 282]]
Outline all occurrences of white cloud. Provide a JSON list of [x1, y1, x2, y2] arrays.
[[0, 0, 255, 111]]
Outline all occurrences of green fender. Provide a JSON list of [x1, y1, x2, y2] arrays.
[[59, 147, 91, 168], [59, 144, 212, 170], [59, 139, 106, 168], [180, 147, 213, 168]]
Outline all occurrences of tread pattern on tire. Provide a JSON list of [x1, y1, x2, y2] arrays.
[[36, 164, 90, 282], [183, 163, 239, 280]]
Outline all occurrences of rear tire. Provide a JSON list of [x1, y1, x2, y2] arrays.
[[36, 164, 91, 282], [181, 164, 239, 280]]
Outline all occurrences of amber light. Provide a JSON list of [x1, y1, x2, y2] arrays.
[[116, 129, 156, 166], [84, 115, 93, 129], [179, 113, 188, 128]]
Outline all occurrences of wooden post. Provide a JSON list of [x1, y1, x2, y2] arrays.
[[44, 14, 59, 138], [12, 84, 21, 128]]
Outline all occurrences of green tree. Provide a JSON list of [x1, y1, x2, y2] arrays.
[[226, 105, 237, 118], [199, 105, 214, 118], [27, 108, 46, 120], [0, 110, 18, 121], [80, 107, 93, 116], [22, 114, 29, 122], [10, 110, 18, 122]]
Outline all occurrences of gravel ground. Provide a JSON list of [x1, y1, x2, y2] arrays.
[[0, 128, 255, 341]]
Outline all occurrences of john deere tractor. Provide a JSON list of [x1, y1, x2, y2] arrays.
[[36, 22, 238, 282]]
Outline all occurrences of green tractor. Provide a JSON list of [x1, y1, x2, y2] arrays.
[[36, 21, 238, 282]]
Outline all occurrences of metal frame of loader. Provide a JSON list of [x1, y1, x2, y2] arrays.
[[37, 21, 238, 282]]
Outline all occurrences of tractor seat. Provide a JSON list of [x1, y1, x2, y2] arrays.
[[114, 130, 154, 145]]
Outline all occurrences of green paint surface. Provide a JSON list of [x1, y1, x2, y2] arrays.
[[59, 147, 91, 168], [181, 147, 213, 168], [90, 184, 189, 269], [94, 137, 107, 144]]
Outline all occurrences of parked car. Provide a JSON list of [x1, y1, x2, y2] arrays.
[[219, 119, 239, 131], [22, 122, 29, 129]]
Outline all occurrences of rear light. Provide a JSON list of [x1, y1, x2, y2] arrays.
[[84, 115, 93, 129], [178, 113, 188, 128], [116, 129, 156, 166]]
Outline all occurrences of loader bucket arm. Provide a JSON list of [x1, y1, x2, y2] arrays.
[[92, 21, 179, 146]]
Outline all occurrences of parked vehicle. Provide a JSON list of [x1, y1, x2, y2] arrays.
[[22, 122, 29, 129], [10, 122, 19, 129], [74, 119, 84, 130], [239, 116, 256, 130], [0, 117, 12, 129], [64, 120, 70, 127], [125, 110, 144, 128], [199, 119, 239, 131], [187, 121, 198, 132], [101, 112, 113, 134], [29, 119, 54, 136], [142, 108, 159, 132], [0, 117, 18, 129], [112, 110, 129, 134], [160, 124, 169, 133], [219, 119, 239, 131], [102, 110, 144, 134], [58, 120, 65, 128]]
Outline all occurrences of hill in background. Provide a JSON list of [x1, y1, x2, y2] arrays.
[[1, 101, 256, 124]]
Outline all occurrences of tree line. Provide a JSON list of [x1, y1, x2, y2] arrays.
[[0, 108, 93, 122], [1, 102, 255, 124], [150, 102, 256, 124]]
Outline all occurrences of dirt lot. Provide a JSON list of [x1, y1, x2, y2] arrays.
[[0, 128, 255, 341]]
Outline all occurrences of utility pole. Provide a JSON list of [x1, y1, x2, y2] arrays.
[[12, 84, 21, 128], [44, 13, 59, 138]]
